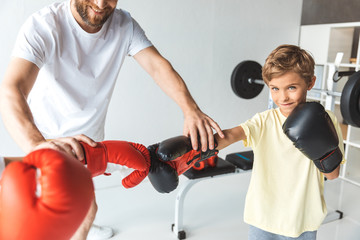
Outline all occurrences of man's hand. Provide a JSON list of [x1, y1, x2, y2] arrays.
[[33, 134, 97, 161], [183, 109, 224, 152]]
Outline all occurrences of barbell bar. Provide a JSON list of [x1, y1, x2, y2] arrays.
[[231, 60, 360, 127], [333, 70, 356, 82]]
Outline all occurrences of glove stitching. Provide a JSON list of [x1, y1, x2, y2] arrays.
[[319, 149, 336, 162]]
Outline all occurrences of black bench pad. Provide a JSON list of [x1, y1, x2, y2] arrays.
[[183, 157, 236, 179], [225, 151, 254, 170]]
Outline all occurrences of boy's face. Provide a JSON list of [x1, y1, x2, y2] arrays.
[[268, 72, 315, 117]]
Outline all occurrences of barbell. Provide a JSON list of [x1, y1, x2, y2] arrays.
[[231, 60, 360, 127]]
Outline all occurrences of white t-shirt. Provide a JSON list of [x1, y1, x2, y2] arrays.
[[12, 0, 152, 141], [240, 108, 345, 237]]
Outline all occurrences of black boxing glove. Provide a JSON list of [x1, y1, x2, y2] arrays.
[[147, 143, 179, 193], [148, 135, 218, 193], [282, 102, 343, 173]]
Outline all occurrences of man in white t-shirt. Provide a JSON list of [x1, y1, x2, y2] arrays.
[[0, 0, 224, 239]]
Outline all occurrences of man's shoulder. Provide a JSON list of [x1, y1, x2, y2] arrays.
[[33, 2, 66, 18], [111, 8, 134, 25], [23, 2, 65, 28], [114, 8, 131, 17], [22, 2, 67, 33]]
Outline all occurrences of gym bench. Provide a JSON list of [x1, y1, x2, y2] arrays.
[[171, 151, 343, 240]]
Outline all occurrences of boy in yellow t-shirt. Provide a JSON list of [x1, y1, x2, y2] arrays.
[[215, 44, 345, 239]]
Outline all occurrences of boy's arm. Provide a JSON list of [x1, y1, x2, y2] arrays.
[[215, 126, 246, 150]]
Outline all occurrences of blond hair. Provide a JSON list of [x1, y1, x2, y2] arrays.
[[262, 44, 315, 84]]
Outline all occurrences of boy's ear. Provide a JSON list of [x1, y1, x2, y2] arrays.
[[307, 76, 316, 90]]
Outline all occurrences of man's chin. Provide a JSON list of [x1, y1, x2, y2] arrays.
[[84, 11, 110, 27], [83, 16, 106, 28]]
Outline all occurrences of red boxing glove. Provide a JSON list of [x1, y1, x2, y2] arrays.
[[0, 149, 94, 240], [81, 141, 151, 188]]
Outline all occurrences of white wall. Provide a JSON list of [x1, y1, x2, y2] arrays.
[[0, 0, 303, 157]]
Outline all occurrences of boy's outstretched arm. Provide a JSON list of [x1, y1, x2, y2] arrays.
[[215, 126, 246, 150]]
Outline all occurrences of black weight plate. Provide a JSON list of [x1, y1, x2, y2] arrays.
[[340, 71, 360, 127], [231, 60, 264, 99]]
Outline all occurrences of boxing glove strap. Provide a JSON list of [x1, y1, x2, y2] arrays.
[[195, 148, 218, 164], [314, 147, 342, 173], [193, 138, 219, 164], [81, 142, 108, 177]]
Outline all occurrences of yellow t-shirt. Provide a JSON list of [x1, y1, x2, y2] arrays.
[[240, 108, 345, 238]]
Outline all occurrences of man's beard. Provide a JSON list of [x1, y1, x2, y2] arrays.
[[74, 0, 113, 28]]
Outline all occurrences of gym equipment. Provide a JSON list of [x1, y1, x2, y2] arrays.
[[333, 70, 356, 82], [340, 71, 360, 127], [171, 153, 249, 240], [231, 61, 264, 99], [231, 60, 360, 127], [231, 60, 343, 98], [171, 150, 343, 239]]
